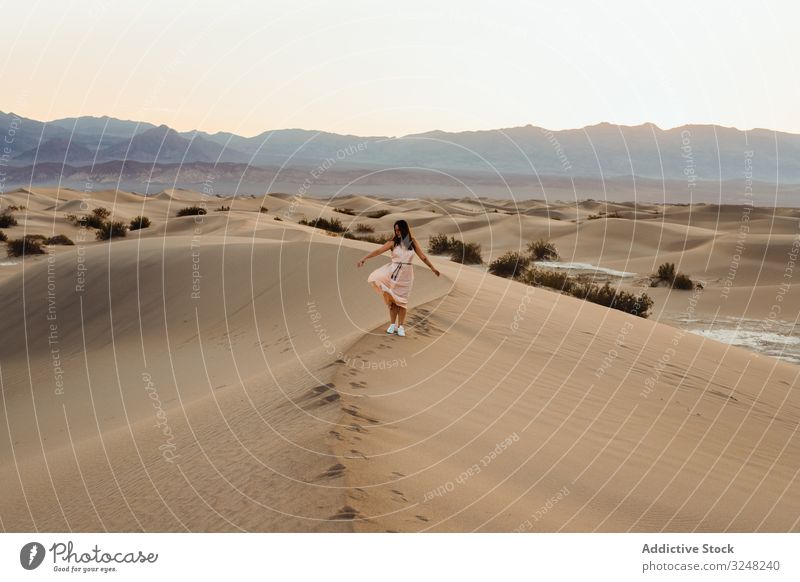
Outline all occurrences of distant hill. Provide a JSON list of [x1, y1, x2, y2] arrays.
[[49, 115, 156, 139], [13, 137, 101, 164], [1, 112, 799, 201], [101, 125, 246, 163]]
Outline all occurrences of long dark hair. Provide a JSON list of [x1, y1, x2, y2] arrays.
[[392, 219, 414, 250]]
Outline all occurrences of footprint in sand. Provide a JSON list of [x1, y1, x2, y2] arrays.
[[316, 463, 346, 479], [342, 406, 379, 424], [329, 505, 361, 520], [300, 383, 341, 408], [311, 383, 335, 394], [390, 489, 408, 502], [348, 488, 368, 501]]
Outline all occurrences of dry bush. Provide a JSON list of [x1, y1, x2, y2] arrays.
[[488, 251, 529, 278], [46, 234, 75, 245], [176, 205, 207, 217], [7, 237, 46, 257], [527, 239, 559, 261], [129, 216, 151, 231], [450, 241, 483, 265], [96, 221, 129, 240]]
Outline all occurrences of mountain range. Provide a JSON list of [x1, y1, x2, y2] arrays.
[[1, 111, 799, 200]]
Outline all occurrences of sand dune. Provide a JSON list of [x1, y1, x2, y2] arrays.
[[0, 188, 798, 531], [333, 264, 800, 531]]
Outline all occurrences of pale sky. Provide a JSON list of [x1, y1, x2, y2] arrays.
[[1, 0, 798, 136]]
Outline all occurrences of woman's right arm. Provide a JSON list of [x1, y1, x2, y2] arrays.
[[357, 240, 393, 267]]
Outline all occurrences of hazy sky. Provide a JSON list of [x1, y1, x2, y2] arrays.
[[2, 0, 798, 136]]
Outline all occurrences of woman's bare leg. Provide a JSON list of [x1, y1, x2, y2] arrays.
[[383, 292, 399, 325], [397, 306, 407, 326]]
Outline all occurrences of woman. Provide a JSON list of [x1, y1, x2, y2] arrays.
[[357, 219, 440, 337]]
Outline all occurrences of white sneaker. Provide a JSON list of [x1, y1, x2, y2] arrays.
[[397, 325, 406, 337], [386, 323, 396, 334]]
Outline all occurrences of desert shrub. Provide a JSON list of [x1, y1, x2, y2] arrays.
[[6, 204, 24, 211], [260, 206, 269, 213], [96, 221, 128, 240], [368, 234, 392, 244], [613, 289, 654, 318], [366, 209, 390, 219], [570, 282, 653, 318], [176, 205, 207, 217], [216, 205, 230, 212], [656, 262, 676, 282], [273, 216, 282, 221], [7, 237, 46, 257], [587, 214, 602, 220], [0, 212, 18, 228], [672, 273, 695, 290], [79, 213, 105, 229], [527, 239, 559, 261], [652, 261, 696, 290], [333, 207, 355, 215], [65, 213, 78, 224], [46, 234, 75, 245], [488, 251, 529, 278], [450, 240, 483, 265], [0, 230, 6, 242], [92, 207, 111, 219], [521, 267, 574, 293], [324, 217, 345, 233], [427, 233, 457, 255], [569, 282, 604, 302], [129, 216, 151, 231], [353, 223, 374, 233], [606, 211, 622, 218], [343, 232, 391, 244], [299, 217, 346, 233]]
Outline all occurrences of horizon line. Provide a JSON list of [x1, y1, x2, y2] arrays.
[[2, 110, 798, 140]]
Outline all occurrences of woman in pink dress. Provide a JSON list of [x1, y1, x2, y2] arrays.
[[357, 219, 440, 337]]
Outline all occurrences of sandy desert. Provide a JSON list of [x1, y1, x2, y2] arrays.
[[0, 187, 798, 532]]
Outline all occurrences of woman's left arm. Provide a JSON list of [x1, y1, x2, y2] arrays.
[[413, 237, 440, 277]]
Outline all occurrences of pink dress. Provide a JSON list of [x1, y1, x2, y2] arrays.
[[368, 243, 415, 307]]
